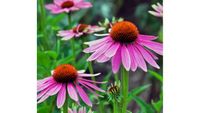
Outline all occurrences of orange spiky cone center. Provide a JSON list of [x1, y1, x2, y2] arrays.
[[110, 21, 139, 43], [53, 64, 78, 83]]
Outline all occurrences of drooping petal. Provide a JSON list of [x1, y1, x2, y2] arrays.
[[80, 82, 103, 97], [37, 84, 55, 100], [37, 79, 56, 92], [138, 34, 158, 41], [77, 70, 85, 73], [54, 0, 64, 5], [127, 44, 138, 71], [47, 83, 63, 96], [78, 78, 107, 84], [131, 44, 147, 71], [84, 36, 110, 46], [104, 42, 120, 57], [67, 83, 78, 102], [78, 80, 105, 92], [37, 93, 50, 103], [78, 73, 100, 77], [57, 84, 66, 108], [96, 54, 110, 63], [138, 39, 163, 55], [135, 44, 160, 69], [111, 47, 122, 73], [76, 84, 92, 107], [121, 45, 131, 71], [83, 40, 105, 53], [87, 41, 113, 61], [75, 1, 92, 8]]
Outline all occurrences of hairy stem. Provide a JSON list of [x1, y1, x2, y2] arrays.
[[121, 67, 129, 113]]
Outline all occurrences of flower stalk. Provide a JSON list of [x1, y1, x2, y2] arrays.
[[121, 67, 129, 113], [67, 13, 76, 65], [39, 0, 49, 50]]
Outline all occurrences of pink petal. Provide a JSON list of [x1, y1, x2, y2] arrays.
[[78, 80, 105, 92], [80, 82, 103, 97], [78, 78, 107, 84], [45, 4, 59, 10], [37, 77, 52, 86], [87, 41, 113, 61], [75, 2, 92, 8], [57, 84, 66, 108], [47, 83, 62, 96], [145, 49, 159, 60], [131, 45, 147, 71], [111, 47, 122, 73], [58, 31, 75, 40], [127, 45, 138, 71], [138, 39, 163, 55], [76, 84, 92, 107], [78, 73, 100, 77], [135, 44, 160, 69], [96, 54, 110, 63], [121, 45, 131, 71], [83, 40, 105, 53], [37, 79, 56, 92], [105, 42, 120, 57], [84, 36, 110, 46], [54, 0, 64, 5], [67, 83, 78, 102], [37, 93, 50, 103], [138, 34, 158, 41]]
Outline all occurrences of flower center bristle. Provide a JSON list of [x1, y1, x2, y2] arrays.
[[53, 64, 78, 83], [110, 21, 139, 43], [73, 24, 89, 33], [61, 1, 74, 9]]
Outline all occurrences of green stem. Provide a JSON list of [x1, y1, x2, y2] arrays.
[[63, 93, 68, 113], [121, 67, 129, 113], [113, 100, 118, 113], [67, 13, 75, 65], [56, 37, 61, 55], [39, 0, 49, 50], [98, 101, 104, 113], [114, 73, 119, 81]]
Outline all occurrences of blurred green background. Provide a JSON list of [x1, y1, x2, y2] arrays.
[[37, 0, 163, 113]]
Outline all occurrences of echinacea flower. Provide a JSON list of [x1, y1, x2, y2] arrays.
[[37, 64, 105, 108], [57, 24, 104, 41], [46, 0, 92, 14], [148, 2, 163, 17], [68, 107, 93, 113], [84, 21, 163, 73]]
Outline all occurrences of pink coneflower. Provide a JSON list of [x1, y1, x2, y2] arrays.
[[45, 0, 92, 14], [37, 64, 105, 108], [148, 2, 163, 17], [84, 21, 163, 73], [68, 107, 93, 113], [57, 24, 104, 41]]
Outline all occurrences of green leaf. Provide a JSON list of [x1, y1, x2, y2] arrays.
[[152, 99, 163, 113], [128, 84, 151, 102], [37, 106, 49, 113], [56, 56, 74, 66], [148, 70, 163, 83], [133, 96, 155, 113], [37, 51, 51, 68], [44, 51, 58, 59]]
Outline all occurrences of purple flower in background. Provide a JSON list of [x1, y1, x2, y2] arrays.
[[148, 2, 163, 17], [57, 24, 104, 41], [46, 0, 92, 14], [37, 64, 105, 108], [84, 21, 163, 73]]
